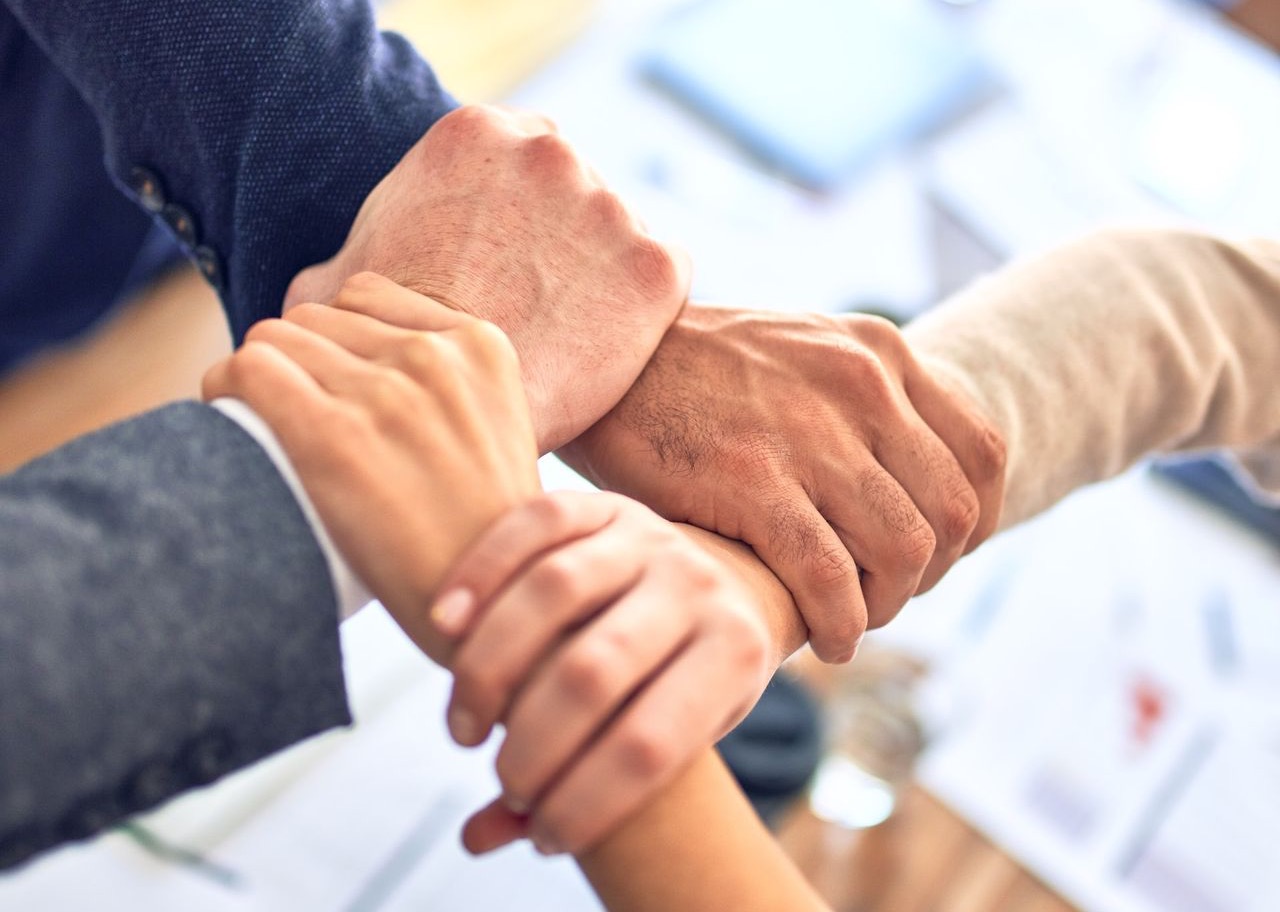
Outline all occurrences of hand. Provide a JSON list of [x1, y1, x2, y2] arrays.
[[203, 273, 540, 658], [559, 304, 1007, 664], [285, 104, 693, 452], [432, 491, 773, 857]]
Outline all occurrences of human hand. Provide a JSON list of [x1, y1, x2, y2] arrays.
[[430, 491, 773, 857], [285, 104, 692, 453], [203, 272, 540, 660], [558, 304, 1006, 664]]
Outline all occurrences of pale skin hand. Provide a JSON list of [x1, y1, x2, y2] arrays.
[[559, 303, 1008, 664], [205, 273, 813, 870], [202, 273, 540, 662], [284, 104, 693, 453], [431, 491, 776, 857]]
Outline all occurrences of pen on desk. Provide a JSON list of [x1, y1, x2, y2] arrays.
[[116, 821, 244, 889], [1202, 591, 1239, 679], [1114, 725, 1219, 879]]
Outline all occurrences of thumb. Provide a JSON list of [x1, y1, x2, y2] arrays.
[[461, 798, 530, 855]]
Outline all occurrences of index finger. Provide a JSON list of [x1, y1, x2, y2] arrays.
[[740, 482, 868, 664], [431, 492, 621, 637], [322, 272, 472, 332]]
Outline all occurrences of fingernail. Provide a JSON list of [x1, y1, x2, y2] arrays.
[[531, 829, 564, 856], [449, 705, 483, 745], [432, 589, 475, 636], [504, 794, 530, 816]]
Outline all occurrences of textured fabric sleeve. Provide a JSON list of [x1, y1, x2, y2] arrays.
[[905, 229, 1280, 529], [0, 0, 457, 338], [212, 397, 374, 619], [0, 402, 350, 870]]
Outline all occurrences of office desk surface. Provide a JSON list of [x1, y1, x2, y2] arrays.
[[779, 789, 1077, 912]]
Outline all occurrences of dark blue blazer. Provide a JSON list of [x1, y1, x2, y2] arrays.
[[0, 0, 456, 373]]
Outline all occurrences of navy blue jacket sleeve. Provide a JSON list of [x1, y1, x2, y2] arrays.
[[2, 0, 457, 339], [0, 403, 350, 870]]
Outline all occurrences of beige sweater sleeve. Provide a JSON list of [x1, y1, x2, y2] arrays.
[[904, 229, 1280, 530]]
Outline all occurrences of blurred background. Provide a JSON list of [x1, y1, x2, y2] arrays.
[[1, 0, 1278, 910]]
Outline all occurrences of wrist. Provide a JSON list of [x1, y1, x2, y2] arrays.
[[210, 398, 374, 620], [675, 524, 806, 668]]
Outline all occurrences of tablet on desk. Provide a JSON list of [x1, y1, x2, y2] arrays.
[[641, 0, 990, 189]]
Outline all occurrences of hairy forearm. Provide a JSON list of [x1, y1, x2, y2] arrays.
[[906, 229, 1280, 529], [576, 751, 829, 912]]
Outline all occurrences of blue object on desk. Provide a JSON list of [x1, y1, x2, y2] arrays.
[[1154, 457, 1280, 548], [718, 672, 823, 825], [642, 0, 990, 189]]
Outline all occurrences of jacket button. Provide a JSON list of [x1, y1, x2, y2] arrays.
[[162, 204, 200, 247], [127, 166, 167, 214], [193, 246, 224, 294]]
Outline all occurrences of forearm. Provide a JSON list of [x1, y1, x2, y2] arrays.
[[906, 229, 1280, 529], [564, 528, 821, 912], [0, 403, 350, 868], [576, 751, 829, 912]]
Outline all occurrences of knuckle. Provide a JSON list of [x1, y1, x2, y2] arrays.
[[863, 468, 928, 553], [364, 373, 422, 435], [843, 350, 895, 404], [556, 642, 616, 706], [899, 519, 937, 571], [340, 271, 386, 296], [587, 187, 630, 226], [530, 493, 579, 535], [242, 318, 284, 347], [817, 620, 864, 665], [226, 340, 275, 383], [849, 313, 907, 356], [522, 131, 577, 173], [939, 486, 981, 546], [368, 369, 412, 410], [599, 490, 643, 516], [680, 552, 724, 595], [453, 664, 501, 713], [283, 301, 328, 327], [330, 271, 385, 310], [438, 104, 494, 136], [615, 725, 673, 782], [623, 236, 680, 295], [398, 331, 441, 378], [531, 555, 584, 605], [220, 355, 253, 393], [761, 496, 825, 570], [804, 541, 858, 593], [974, 421, 1008, 483], [327, 404, 379, 460], [462, 319, 519, 368], [532, 807, 582, 856], [724, 614, 769, 674], [493, 752, 531, 805]]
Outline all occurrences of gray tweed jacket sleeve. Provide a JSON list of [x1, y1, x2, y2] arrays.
[[0, 402, 351, 870]]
